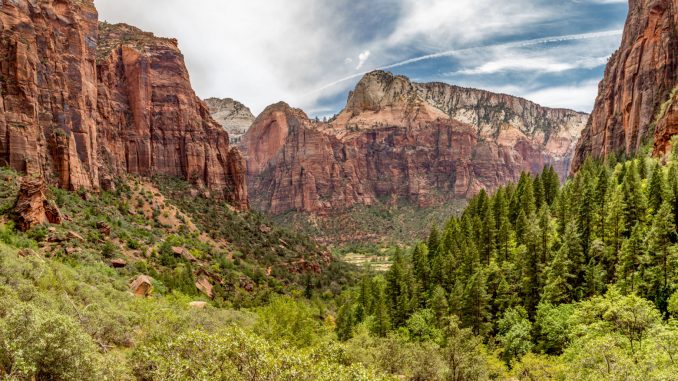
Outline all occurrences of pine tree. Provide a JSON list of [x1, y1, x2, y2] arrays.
[[336, 301, 355, 341], [561, 221, 585, 300], [428, 226, 441, 262], [594, 167, 609, 242], [616, 223, 645, 294], [412, 243, 431, 297], [669, 164, 678, 230], [480, 203, 496, 265], [622, 161, 647, 232], [543, 166, 561, 206], [358, 274, 374, 318], [648, 163, 666, 214], [515, 210, 528, 246], [605, 184, 626, 257], [461, 268, 491, 336], [386, 249, 411, 327], [638, 154, 648, 179], [541, 247, 574, 305], [371, 276, 391, 337], [533, 174, 545, 210], [577, 172, 595, 257], [584, 240, 607, 297], [522, 217, 543, 316], [647, 201, 677, 311], [429, 285, 449, 328], [538, 205, 552, 266]]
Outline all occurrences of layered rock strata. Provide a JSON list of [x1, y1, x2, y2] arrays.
[[243, 71, 587, 214], [0, 1, 248, 209], [573, 0, 678, 171], [204, 97, 255, 142]]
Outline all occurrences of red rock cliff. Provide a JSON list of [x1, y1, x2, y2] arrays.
[[572, 0, 678, 171], [243, 71, 587, 215], [0, 0, 99, 190], [96, 23, 248, 209], [0, 1, 247, 209]]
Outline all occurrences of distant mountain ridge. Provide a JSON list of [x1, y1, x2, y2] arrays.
[[204, 97, 255, 143], [241, 71, 587, 215]]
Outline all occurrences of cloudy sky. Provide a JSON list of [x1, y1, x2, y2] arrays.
[[95, 0, 628, 117]]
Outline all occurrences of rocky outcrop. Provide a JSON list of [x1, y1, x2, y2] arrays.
[[572, 0, 678, 171], [0, 1, 248, 210], [13, 177, 62, 232], [243, 71, 587, 215], [204, 98, 255, 142], [96, 22, 248, 209], [0, 0, 100, 190], [130, 275, 153, 297]]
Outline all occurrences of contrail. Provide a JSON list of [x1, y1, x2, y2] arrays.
[[310, 29, 623, 95]]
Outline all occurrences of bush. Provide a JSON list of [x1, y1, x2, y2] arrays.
[[0, 304, 101, 380]]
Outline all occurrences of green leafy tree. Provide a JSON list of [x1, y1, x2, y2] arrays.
[[497, 307, 533, 364]]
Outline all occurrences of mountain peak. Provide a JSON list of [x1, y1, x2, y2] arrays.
[[346, 71, 418, 114]]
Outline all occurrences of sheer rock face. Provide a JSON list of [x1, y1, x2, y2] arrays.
[[0, 1, 248, 210], [0, 0, 100, 190], [572, 0, 678, 171], [243, 71, 587, 215], [96, 22, 248, 210], [204, 98, 255, 142]]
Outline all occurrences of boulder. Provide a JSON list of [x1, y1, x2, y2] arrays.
[[195, 275, 213, 298], [13, 178, 62, 232], [189, 301, 208, 309], [111, 258, 128, 268], [130, 275, 153, 297]]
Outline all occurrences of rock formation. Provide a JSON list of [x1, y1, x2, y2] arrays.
[[13, 177, 62, 232], [243, 71, 587, 215], [0, 1, 248, 210], [572, 0, 678, 171], [0, 0, 100, 190], [96, 22, 248, 209], [204, 98, 255, 142]]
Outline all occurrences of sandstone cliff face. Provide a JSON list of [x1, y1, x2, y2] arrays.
[[243, 71, 587, 215], [0, 0, 99, 190], [96, 23, 248, 209], [204, 97, 255, 142], [572, 0, 678, 171], [0, 0, 248, 210]]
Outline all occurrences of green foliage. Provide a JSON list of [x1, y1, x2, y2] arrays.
[[497, 307, 533, 364], [0, 303, 101, 380], [254, 295, 326, 348]]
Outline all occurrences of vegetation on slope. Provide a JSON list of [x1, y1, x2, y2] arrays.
[[336, 142, 678, 380], [2, 139, 678, 380]]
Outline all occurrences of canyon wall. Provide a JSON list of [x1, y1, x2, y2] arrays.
[[243, 71, 587, 215], [572, 0, 678, 171], [0, 1, 247, 209]]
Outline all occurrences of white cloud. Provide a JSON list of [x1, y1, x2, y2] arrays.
[[356, 51, 371, 70], [455, 55, 608, 75], [94, 0, 624, 116], [523, 80, 601, 112], [485, 80, 601, 112], [387, 0, 551, 49]]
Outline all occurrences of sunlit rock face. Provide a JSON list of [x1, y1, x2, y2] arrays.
[[243, 71, 587, 215], [573, 0, 678, 172], [0, 0, 248, 210]]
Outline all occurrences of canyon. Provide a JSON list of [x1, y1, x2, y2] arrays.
[[0, 0, 248, 209], [572, 0, 678, 171], [242, 71, 588, 215]]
